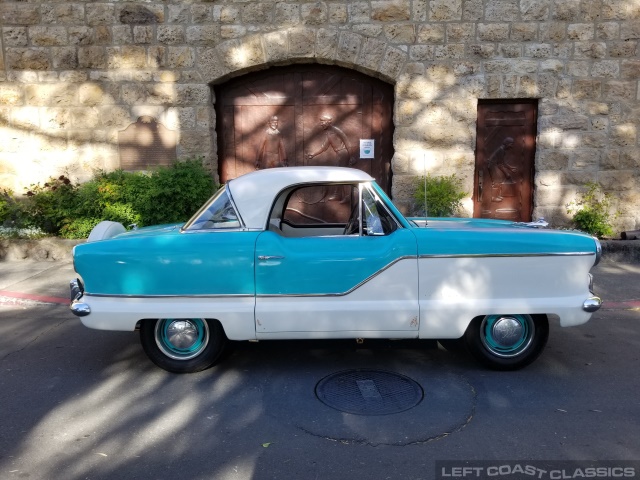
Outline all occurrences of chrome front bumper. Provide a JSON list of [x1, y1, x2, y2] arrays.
[[70, 279, 91, 317]]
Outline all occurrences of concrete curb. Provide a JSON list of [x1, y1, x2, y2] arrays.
[[0, 238, 84, 261], [0, 237, 638, 263]]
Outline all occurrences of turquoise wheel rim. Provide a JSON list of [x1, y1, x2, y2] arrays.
[[480, 314, 535, 358], [154, 319, 209, 361]]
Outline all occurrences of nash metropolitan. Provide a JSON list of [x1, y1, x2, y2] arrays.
[[70, 167, 602, 373]]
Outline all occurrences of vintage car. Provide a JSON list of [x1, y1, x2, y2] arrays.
[[70, 167, 602, 373]]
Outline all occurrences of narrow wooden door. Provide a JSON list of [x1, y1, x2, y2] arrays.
[[473, 101, 537, 222]]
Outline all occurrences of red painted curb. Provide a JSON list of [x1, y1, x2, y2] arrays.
[[603, 300, 640, 310], [0, 290, 68, 305]]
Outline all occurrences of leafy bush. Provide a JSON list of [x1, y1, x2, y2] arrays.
[[4, 158, 217, 239], [414, 174, 467, 217], [566, 182, 618, 238]]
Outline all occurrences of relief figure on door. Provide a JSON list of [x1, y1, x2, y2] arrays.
[[306, 113, 357, 202], [487, 137, 518, 202], [256, 116, 288, 170]]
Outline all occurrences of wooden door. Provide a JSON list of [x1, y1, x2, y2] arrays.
[[215, 65, 394, 194], [473, 101, 537, 222]]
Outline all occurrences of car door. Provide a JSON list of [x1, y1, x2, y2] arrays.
[[254, 183, 419, 339]]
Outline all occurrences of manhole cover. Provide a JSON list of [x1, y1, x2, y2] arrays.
[[315, 369, 424, 415]]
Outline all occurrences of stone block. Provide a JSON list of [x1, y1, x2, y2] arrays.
[[86, 4, 115, 26], [380, 47, 407, 80], [372, 0, 410, 21], [469, 44, 496, 59], [567, 24, 594, 41], [118, 4, 162, 24], [336, 32, 362, 65], [413, 0, 428, 21], [499, 44, 522, 57], [447, 23, 475, 42], [417, 24, 445, 43], [220, 6, 240, 23], [552, 0, 580, 20], [242, 3, 272, 24], [348, 2, 370, 23], [384, 24, 416, 43], [621, 21, 640, 40], [597, 22, 620, 40], [621, 59, 640, 79], [609, 41, 638, 58], [478, 23, 509, 42], [302, 2, 328, 25], [148, 46, 166, 69], [186, 26, 218, 46], [0, 84, 23, 106], [0, 4, 40, 25], [277, 3, 301, 25], [176, 85, 210, 106], [570, 150, 600, 170], [485, 1, 520, 21], [157, 26, 185, 45], [574, 42, 607, 59], [6, 48, 51, 71], [511, 23, 538, 41], [112, 25, 133, 45], [409, 45, 434, 61], [191, 5, 212, 23], [540, 22, 566, 41], [316, 28, 339, 59], [196, 48, 230, 82], [524, 43, 552, 58], [289, 27, 316, 57], [429, 0, 462, 21], [359, 38, 386, 69], [463, 0, 483, 20], [3, 27, 28, 47], [167, 47, 195, 68], [167, 6, 189, 24], [591, 60, 620, 78], [264, 31, 289, 63], [538, 150, 569, 170], [52, 47, 78, 70], [134, 26, 153, 45], [434, 44, 465, 60], [68, 27, 94, 46], [520, 0, 550, 20], [611, 124, 637, 146], [604, 80, 635, 100], [220, 26, 246, 40], [353, 25, 384, 37]]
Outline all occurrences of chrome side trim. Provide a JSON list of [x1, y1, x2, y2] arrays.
[[418, 252, 596, 259], [83, 292, 255, 298], [256, 255, 418, 298]]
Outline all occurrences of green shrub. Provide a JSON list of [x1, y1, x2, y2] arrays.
[[414, 174, 467, 217], [6, 158, 217, 239], [566, 182, 618, 238]]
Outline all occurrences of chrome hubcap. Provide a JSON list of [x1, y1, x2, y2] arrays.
[[480, 315, 534, 358], [155, 319, 209, 361]]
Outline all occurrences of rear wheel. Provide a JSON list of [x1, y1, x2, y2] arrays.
[[140, 318, 226, 373], [464, 314, 549, 370]]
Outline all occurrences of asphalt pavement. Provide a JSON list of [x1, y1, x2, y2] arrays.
[[0, 258, 639, 480]]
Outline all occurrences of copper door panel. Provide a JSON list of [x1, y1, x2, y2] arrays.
[[474, 101, 537, 222], [215, 65, 393, 195]]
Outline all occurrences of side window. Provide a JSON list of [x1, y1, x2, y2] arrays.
[[184, 187, 241, 231], [282, 185, 357, 227], [362, 187, 397, 236]]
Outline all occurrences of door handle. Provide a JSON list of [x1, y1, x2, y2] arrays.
[[258, 255, 285, 261]]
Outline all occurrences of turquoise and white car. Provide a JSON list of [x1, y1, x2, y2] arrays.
[[70, 167, 602, 373]]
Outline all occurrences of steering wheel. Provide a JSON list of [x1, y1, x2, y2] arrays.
[[343, 203, 359, 235]]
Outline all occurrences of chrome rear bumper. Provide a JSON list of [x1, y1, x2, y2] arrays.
[[70, 279, 91, 317], [583, 273, 602, 313]]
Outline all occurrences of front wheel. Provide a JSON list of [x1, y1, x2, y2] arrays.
[[140, 318, 226, 373], [464, 314, 549, 371]]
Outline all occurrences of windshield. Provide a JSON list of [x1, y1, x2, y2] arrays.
[[183, 186, 242, 231]]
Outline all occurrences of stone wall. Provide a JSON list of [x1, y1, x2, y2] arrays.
[[1, 0, 639, 232]]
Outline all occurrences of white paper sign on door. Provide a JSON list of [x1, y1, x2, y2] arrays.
[[360, 139, 374, 159]]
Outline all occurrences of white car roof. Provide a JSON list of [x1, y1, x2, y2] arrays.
[[227, 167, 374, 229]]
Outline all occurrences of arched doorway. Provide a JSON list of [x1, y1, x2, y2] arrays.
[[214, 65, 394, 194]]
